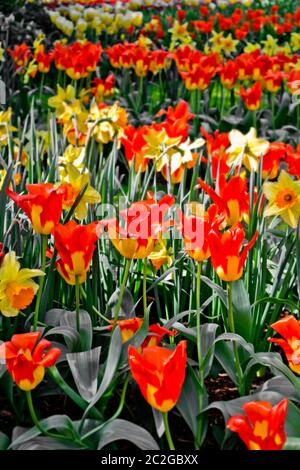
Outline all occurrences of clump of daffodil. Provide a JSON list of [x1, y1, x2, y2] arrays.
[[0, 252, 44, 317], [58, 163, 101, 220], [148, 239, 173, 271], [227, 128, 270, 172], [0, 108, 17, 146], [209, 31, 239, 56], [263, 170, 300, 229], [88, 102, 128, 145], [169, 21, 195, 50], [261, 35, 279, 56], [291, 33, 300, 52]]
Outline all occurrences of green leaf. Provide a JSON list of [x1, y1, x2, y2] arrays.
[[60, 310, 93, 351], [284, 437, 300, 450], [231, 280, 252, 341], [0, 164, 13, 241], [83, 326, 122, 420], [67, 346, 102, 402], [0, 432, 10, 450], [98, 419, 159, 450]]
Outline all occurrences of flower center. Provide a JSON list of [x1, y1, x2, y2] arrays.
[[5, 283, 35, 310], [276, 189, 297, 209]]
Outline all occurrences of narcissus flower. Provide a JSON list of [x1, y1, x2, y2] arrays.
[[0, 332, 61, 391], [102, 194, 174, 259], [0, 108, 17, 146], [54, 220, 100, 285], [263, 170, 300, 229], [58, 164, 101, 220], [108, 317, 175, 346], [227, 128, 270, 172], [0, 252, 44, 317], [269, 315, 300, 374], [6, 184, 63, 235], [128, 340, 187, 412], [227, 399, 288, 450], [208, 224, 258, 282], [148, 239, 173, 270]]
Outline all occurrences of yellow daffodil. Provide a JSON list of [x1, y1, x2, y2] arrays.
[[227, 128, 270, 172], [220, 34, 239, 55], [59, 163, 101, 220], [291, 33, 300, 51], [0, 42, 5, 62], [59, 145, 85, 178], [244, 43, 261, 54], [261, 35, 279, 56], [263, 170, 300, 229], [0, 108, 17, 146], [48, 85, 80, 121], [0, 252, 44, 317], [148, 239, 173, 270], [88, 102, 128, 144]]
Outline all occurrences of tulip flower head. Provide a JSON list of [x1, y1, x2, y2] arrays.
[[108, 317, 175, 346], [227, 399, 288, 450], [239, 82, 262, 111], [102, 194, 174, 259], [208, 224, 258, 282], [54, 220, 101, 285], [269, 315, 300, 374], [128, 340, 187, 412], [263, 170, 300, 229], [6, 184, 63, 235], [0, 332, 61, 391], [0, 252, 44, 317]]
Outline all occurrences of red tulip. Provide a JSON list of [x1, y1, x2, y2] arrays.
[[0, 332, 61, 391], [128, 341, 187, 412], [6, 184, 63, 235], [227, 399, 288, 450], [269, 315, 300, 375]]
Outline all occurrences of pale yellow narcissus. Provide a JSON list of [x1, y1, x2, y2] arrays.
[[227, 128, 270, 172], [0, 108, 17, 146], [148, 239, 173, 270], [58, 163, 101, 220], [48, 85, 83, 122], [263, 170, 300, 229], [88, 102, 128, 144], [0, 252, 44, 317]]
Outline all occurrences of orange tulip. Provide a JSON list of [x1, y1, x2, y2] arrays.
[[269, 315, 300, 375], [6, 184, 63, 235], [108, 317, 175, 346], [54, 220, 100, 285], [128, 341, 187, 412], [102, 194, 174, 259], [208, 224, 258, 282], [0, 332, 61, 391], [240, 82, 262, 111], [227, 399, 288, 450]]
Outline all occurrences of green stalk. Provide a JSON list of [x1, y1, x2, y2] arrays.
[[75, 275, 81, 335], [112, 259, 131, 330], [81, 374, 130, 441], [143, 258, 148, 316], [33, 234, 48, 331], [227, 282, 244, 395], [195, 261, 204, 450], [162, 412, 175, 450], [48, 366, 103, 420]]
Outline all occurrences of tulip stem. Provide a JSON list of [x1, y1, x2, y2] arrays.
[[112, 259, 131, 330], [162, 412, 175, 450], [227, 282, 244, 395], [26, 390, 88, 448], [33, 235, 48, 331], [195, 261, 204, 449], [75, 275, 81, 335], [143, 259, 148, 316]]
